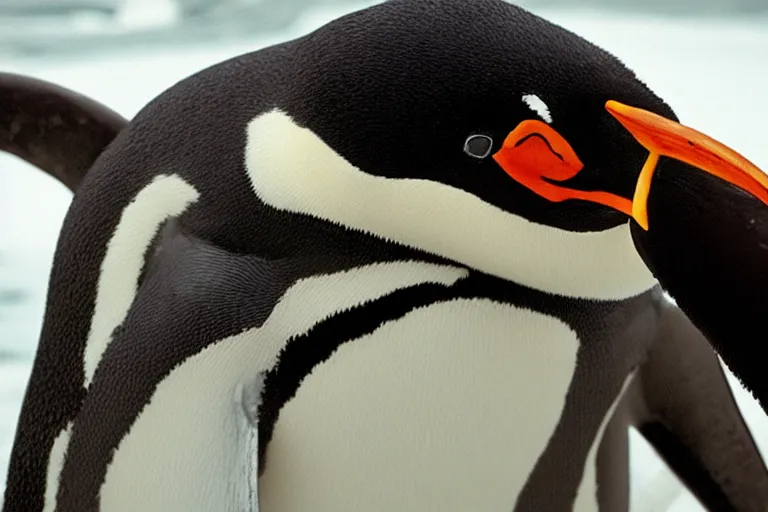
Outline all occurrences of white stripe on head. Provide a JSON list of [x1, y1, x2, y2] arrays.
[[522, 93, 553, 124], [244, 110, 656, 300]]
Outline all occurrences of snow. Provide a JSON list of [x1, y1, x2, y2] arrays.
[[1, 5, 766, 510]]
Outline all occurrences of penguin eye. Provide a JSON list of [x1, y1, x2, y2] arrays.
[[464, 134, 494, 159]]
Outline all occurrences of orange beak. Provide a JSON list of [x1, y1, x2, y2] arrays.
[[492, 101, 768, 230]]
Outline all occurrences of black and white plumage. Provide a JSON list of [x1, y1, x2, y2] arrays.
[[2, 1, 768, 511]]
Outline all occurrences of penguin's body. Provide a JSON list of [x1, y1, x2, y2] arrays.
[[4, 1, 768, 511], [50, 227, 658, 511]]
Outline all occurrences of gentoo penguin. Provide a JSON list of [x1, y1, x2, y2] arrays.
[[3, 1, 768, 511], [0, 72, 126, 192]]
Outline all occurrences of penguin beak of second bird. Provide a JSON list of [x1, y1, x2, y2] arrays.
[[491, 100, 768, 231]]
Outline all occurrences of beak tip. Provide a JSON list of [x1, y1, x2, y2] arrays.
[[604, 100, 625, 116]]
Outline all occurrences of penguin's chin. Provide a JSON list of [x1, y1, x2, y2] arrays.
[[243, 109, 656, 301]]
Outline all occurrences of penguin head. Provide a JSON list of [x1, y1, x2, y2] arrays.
[[246, 0, 768, 299]]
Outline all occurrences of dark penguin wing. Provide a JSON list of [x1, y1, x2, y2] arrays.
[[51, 231, 296, 510], [624, 301, 768, 511], [0, 72, 126, 191]]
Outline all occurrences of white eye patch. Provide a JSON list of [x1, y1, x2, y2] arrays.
[[522, 94, 553, 124]]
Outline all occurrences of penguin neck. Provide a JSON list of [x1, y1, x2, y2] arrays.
[[243, 109, 658, 301]]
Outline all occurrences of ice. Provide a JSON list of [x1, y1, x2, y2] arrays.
[[1, 6, 766, 510]]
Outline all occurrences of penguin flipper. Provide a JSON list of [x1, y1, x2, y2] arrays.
[[635, 300, 768, 511], [51, 232, 293, 510], [0, 72, 126, 191]]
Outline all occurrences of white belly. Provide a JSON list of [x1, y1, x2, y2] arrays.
[[259, 298, 582, 512]]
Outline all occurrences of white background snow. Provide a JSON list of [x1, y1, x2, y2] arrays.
[[1, 3, 767, 511]]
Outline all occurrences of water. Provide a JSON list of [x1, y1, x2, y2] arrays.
[[1, 6, 767, 510]]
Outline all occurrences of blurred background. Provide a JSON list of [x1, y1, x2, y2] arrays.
[[0, 0, 767, 57], [1, 0, 767, 510]]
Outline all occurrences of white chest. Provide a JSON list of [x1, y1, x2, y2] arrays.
[[259, 298, 584, 512]]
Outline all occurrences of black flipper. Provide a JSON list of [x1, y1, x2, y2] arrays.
[[53, 232, 298, 510], [0, 72, 126, 191], [634, 301, 768, 511]]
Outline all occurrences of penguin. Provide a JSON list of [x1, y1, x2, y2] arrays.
[[0, 72, 126, 192], [3, 1, 768, 511]]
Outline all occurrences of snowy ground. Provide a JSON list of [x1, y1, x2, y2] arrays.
[[1, 4, 767, 511]]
